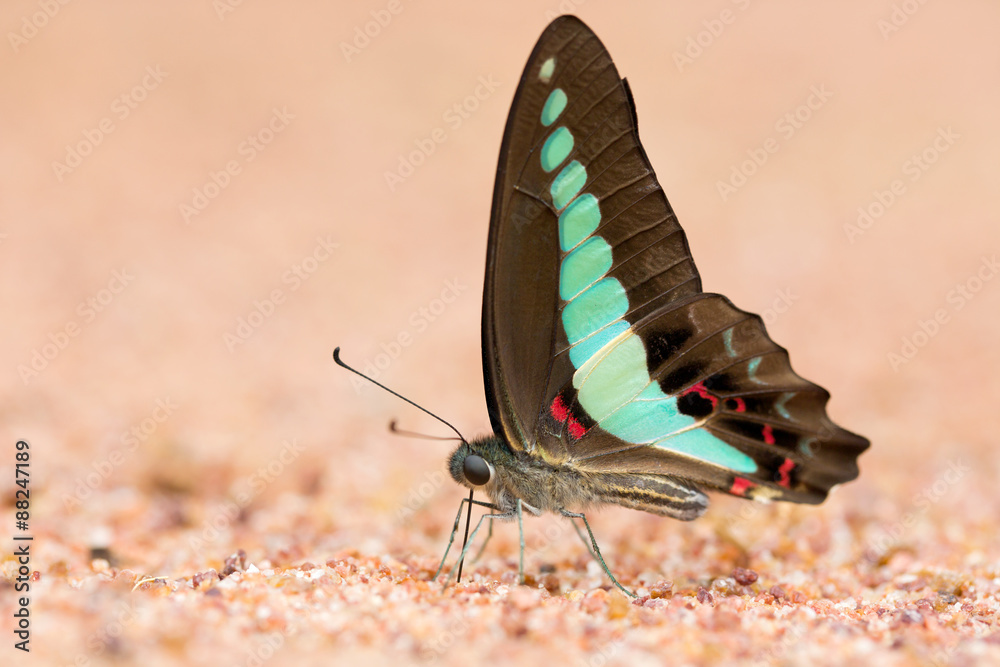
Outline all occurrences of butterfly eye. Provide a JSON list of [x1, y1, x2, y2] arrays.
[[463, 454, 492, 486]]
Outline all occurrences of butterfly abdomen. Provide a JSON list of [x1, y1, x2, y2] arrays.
[[586, 472, 708, 521]]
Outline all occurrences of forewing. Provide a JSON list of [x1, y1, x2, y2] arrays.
[[482, 16, 700, 450]]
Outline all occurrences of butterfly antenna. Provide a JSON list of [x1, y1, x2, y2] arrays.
[[389, 419, 463, 442], [333, 347, 468, 443]]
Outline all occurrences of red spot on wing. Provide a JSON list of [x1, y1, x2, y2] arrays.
[[730, 477, 756, 497], [762, 424, 775, 445], [550, 395, 569, 421], [730, 397, 746, 412], [551, 395, 587, 440], [777, 458, 795, 488], [684, 381, 719, 409]]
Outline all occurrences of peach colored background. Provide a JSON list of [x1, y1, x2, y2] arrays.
[[2, 1, 999, 665]]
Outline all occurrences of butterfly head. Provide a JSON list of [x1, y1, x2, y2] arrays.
[[447, 435, 513, 492]]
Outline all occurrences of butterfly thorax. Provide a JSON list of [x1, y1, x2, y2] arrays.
[[448, 435, 599, 517]]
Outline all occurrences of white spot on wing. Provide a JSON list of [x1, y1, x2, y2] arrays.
[[539, 57, 556, 83]]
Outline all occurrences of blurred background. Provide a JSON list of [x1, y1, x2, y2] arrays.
[[2, 0, 999, 617]]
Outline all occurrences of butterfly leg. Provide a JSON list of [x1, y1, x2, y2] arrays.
[[470, 519, 493, 563], [441, 508, 515, 589], [559, 509, 637, 598], [569, 519, 599, 561], [516, 498, 525, 585], [433, 495, 498, 581]]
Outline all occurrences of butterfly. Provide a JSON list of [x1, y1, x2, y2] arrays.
[[338, 15, 869, 597]]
